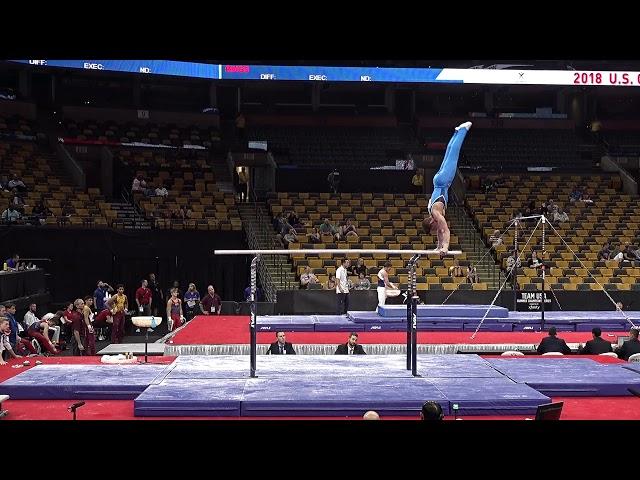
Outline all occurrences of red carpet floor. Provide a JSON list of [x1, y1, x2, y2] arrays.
[[1, 355, 639, 420], [171, 315, 628, 346]]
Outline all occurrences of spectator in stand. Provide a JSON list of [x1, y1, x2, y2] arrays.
[[341, 218, 358, 239], [449, 264, 464, 278], [505, 250, 521, 287], [12, 192, 25, 212], [2, 204, 21, 223], [111, 285, 128, 344], [201, 285, 222, 315], [155, 184, 168, 197], [527, 200, 537, 216], [569, 187, 583, 203], [488, 229, 503, 248], [0, 317, 22, 364], [166, 288, 185, 331], [135, 279, 153, 332], [309, 227, 322, 244], [546, 199, 557, 215], [623, 243, 639, 262], [326, 275, 337, 291], [5, 253, 19, 270], [327, 169, 340, 194], [553, 207, 569, 223], [319, 218, 340, 241], [273, 212, 286, 233], [32, 199, 52, 224], [411, 169, 424, 194], [61, 202, 73, 218], [148, 273, 164, 316], [0, 175, 8, 191], [280, 229, 298, 247], [7, 174, 27, 192], [527, 250, 545, 275], [350, 258, 367, 278], [132, 174, 146, 193], [611, 245, 624, 263], [183, 283, 201, 321], [287, 210, 304, 230], [580, 193, 594, 205], [300, 266, 319, 289], [466, 266, 479, 284], [598, 242, 612, 261], [354, 272, 371, 290]]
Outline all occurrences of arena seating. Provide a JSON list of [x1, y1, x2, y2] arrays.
[[465, 173, 640, 291], [63, 118, 221, 148], [119, 148, 241, 231], [267, 192, 487, 291]]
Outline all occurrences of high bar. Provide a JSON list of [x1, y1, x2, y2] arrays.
[[214, 249, 463, 255]]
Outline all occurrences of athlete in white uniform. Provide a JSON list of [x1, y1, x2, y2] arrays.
[[377, 261, 397, 306]]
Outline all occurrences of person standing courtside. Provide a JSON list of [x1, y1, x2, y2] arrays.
[[336, 258, 350, 315]]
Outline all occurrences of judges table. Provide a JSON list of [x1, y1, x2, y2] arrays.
[[0, 269, 45, 301]]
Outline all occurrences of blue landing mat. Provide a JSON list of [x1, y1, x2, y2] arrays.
[[622, 363, 640, 374], [135, 379, 245, 416], [427, 377, 550, 415], [132, 355, 547, 417], [508, 312, 640, 323], [240, 377, 449, 417], [487, 359, 640, 396], [348, 311, 403, 323], [462, 323, 513, 332], [164, 355, 503, 380], [314, 315, 363, 332], [575, 323, 627, 332], [0, 364, 170, 399], [377, 304, 509, 318], [256, 315, 316, 332]]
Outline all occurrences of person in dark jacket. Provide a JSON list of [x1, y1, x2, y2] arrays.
[[335, 332, 367, 355], [616, 328, 640, 361], [265, 331, 296, 355], [536, 327, 571, 355], [578, 327, 613, 355]]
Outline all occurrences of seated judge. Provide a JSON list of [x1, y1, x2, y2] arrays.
[[266, 331, 296, 355], [335, 332, 367, 355]]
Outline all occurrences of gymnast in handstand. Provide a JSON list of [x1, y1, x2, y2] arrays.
[[423, 121, 472, 254]]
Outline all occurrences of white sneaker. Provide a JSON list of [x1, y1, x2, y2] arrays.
[[455, 121, 472, 131], [135, 328, 141, 333], [147, 328, 154, 333], [98, 335, 105, 341]]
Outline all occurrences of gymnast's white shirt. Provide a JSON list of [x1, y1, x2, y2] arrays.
[[336, 265, 349, 294]]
